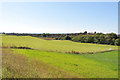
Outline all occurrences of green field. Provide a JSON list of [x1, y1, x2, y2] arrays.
[[2, 35, 118, 53], [2, 35, 119, 78], [12, 49, 118, 78]]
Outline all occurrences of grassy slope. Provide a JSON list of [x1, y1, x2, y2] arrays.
[[81, 51, 118, 71], [2, 35, 118, 53], [2, 48, 75, 78], [12, 49, 118, 78], [2, 35, 118, 78]]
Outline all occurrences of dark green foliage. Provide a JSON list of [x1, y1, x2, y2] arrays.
[[5, 32, 119, 46], [55, 37, 59, 40], [64, 36, 72, 40], [99, 34, 105, 44], [94, 32, 96, 34], [42, 33, 49, 37], [93, 35, 99, 43], [107, 33, 117, 39], [84, 36, 94, 43], [115, 39, 120, 46], [55, 37, 64, 40], [72, 36, 80, 42], [72, 33, 119, 46], [55, 36, 72, 40], [83, 31, 87, 34], [72, 35, 94, 43]]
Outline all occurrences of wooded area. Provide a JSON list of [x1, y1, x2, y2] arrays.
[[1, 31, 120, 46]]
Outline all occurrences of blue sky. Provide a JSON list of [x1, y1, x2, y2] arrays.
[[1, 2, 118, 33]]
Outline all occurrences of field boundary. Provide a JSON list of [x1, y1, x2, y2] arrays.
[[2, 46, 118, 55]]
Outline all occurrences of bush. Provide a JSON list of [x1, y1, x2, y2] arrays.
[[64, 36, 72, 40], [71, 33, 119, 46], [115, 39, 120, 46]]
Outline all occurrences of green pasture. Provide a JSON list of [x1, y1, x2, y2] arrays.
[[2, 35, 118, 53], [12, 49, 118, 78]]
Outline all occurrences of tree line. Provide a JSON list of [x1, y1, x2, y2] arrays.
[[55, 32, 120, 46], [2, 31, 120, 46]]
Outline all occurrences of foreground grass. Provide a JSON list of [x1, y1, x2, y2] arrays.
[[2, 48, 75, 78], [2, 35, 118, 53], [12, 49, 118, 78]]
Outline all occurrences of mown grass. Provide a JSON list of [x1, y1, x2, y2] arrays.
[[81, 51, 118, 71], [2, 35, 118, 53], [12, 49, 118, 78]]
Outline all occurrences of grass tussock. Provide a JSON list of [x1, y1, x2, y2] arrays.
[[65, 50, 116, 54]]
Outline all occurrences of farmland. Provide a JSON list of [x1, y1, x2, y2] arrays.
[[2, 35, 118, 53], [1, 35, 119, 78]]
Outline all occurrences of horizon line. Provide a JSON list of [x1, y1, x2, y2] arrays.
[[1, 32, 118, 34]]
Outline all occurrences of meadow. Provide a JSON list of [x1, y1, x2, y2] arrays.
[[2, 35, 119, 78], [2, 35, 118, 53]]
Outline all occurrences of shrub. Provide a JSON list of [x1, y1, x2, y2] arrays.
[[64, 36, 72, 40], [115, 39, 120, 46]]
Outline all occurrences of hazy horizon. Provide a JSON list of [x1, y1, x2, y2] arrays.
[[1, 31, 118, 34]]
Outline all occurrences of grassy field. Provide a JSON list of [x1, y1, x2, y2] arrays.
[[2, 48, 118, 78], [2, 35, 118, 53], [2, 48, 75, 78], [2, 35, 119, 78]]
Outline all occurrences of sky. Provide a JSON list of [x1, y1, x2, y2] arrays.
[[0, 2, 118, 33]]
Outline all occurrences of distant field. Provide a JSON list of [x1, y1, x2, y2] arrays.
[[2, 35, 118, 53]]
